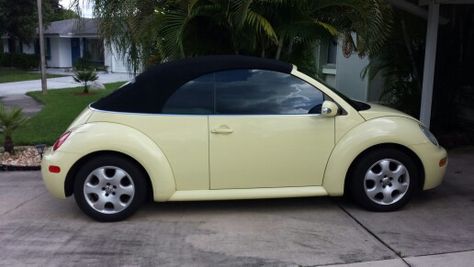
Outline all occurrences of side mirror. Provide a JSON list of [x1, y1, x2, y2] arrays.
[[321, 101, 339, 117]]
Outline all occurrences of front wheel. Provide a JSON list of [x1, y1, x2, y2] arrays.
[[73, 155, 147, 222], [349, 148, 420, 211]]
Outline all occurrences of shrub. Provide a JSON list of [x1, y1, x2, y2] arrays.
[[73, 57, 93, 71], [73, 69, 99, 94], [0, 53, 13, 67], [0, 53, 39, 69], [14, 54, 40, 69], [0, 104, 29, 154]]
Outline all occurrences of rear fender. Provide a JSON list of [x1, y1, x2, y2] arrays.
[[60, 122, 176, 201]]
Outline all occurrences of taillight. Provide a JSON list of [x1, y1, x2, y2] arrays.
[[53, 131, 71, 151]]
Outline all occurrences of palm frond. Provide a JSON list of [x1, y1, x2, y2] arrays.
[[245, 9, 278, 43], [84, 0, 393, 73], [314, 20, 339, 37], [0, 104, 28, 137], [231, 0, 253, 29], [157, 9, 190, 58]]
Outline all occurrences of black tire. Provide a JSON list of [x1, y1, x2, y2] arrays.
[[349, 148, 419, 211], [73, 155, 147, 222]]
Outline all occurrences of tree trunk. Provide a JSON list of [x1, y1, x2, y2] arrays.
[[4, 136, 14, 154], [84, 82, 89, 94], [260, 38, 266, 57], [275, 37, 284, 60], [287, 39, 294, 55]]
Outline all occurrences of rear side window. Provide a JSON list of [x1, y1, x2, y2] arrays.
[[214, 69, 324, 115], [161, 74, 214, 114]]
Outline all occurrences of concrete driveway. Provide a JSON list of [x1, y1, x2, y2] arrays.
[[0, 148, 473, 266], [0, 72, 131, 97]]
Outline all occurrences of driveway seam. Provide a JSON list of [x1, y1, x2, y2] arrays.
[[0, 191, 47, 217], [335, 201, 411, 267], [406, 248, 474, 258]]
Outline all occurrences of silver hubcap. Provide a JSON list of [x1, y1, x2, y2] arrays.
[[364, 159, 410, 205], [83, 166, 135, 214]]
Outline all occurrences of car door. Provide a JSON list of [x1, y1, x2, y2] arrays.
[[109, 74, 213, 192], [209, 69, 335, 189]]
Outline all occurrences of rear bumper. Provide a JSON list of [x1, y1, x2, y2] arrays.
[[41, 148, 80, 199], [409, 143, 448, 190]]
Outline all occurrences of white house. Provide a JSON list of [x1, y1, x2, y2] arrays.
[[1, 18, 129, 73], [314, 38, 384, 102]]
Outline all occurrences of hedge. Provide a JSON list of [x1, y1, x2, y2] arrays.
[[0, 53, 40, 70]]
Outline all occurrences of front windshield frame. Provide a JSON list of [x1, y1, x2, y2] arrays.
[[315, 78, 371, 111]]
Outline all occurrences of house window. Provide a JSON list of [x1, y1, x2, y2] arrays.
[[327, 39, 337, 64], [34, 39, 50, 59], [83, 38, 104, 64], [7, 39, 16, 53], [46, 38, 51, 60]]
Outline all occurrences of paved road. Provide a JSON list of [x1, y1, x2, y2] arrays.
[[0, 148, 473, 266]]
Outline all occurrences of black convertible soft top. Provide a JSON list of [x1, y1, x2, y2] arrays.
[[91, 55, 293, 113]]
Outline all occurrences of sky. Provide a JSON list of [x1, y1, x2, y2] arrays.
[[60, 0, 94, 18]]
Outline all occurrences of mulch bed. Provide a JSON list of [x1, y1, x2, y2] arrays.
[[0, 146, 42, 171]]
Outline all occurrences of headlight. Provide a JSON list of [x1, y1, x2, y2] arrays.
[[419, 124, 439, 146]]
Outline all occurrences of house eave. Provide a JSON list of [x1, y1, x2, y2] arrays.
[[57, 34, 100, 38], [386, 0, 449, 24]]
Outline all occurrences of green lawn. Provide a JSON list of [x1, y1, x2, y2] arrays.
[[12, 82, 124, 145], [0, 68, 66, 83]]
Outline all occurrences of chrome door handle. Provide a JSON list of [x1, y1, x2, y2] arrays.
[[211, 126, 234, 134]]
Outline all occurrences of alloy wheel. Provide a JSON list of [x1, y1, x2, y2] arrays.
[[83, 166, 135, 214], [363, 158, 410, 205]]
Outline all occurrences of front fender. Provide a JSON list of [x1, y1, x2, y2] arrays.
[[60, 122, 176, 201], [323, 116, 428, 195]]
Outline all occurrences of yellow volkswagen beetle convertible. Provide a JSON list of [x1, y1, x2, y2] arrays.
[[41, 55, 447, 221]]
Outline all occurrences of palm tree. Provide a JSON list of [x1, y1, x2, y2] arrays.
[[85, 0, 393, 74], [73, 69, 99, 94], [361, 9, 425, 116], [0, 104, 28, 154]]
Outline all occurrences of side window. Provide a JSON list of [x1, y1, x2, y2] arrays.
[[161, 73, 214, 114], [215, 69, 324, 115]]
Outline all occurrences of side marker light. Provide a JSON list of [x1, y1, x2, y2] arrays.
[[49, 165, 61, 173], [439, 158, 447, 167]]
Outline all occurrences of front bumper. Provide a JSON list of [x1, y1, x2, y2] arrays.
[[41, 148, 81, 199], [409, 142, 448, 190]]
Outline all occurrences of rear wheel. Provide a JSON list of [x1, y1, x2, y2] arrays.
[[349, 148, 419, 211], [73, 155, 147, 222]]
